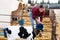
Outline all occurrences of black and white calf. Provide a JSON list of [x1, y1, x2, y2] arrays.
[[3, 26, 33, 40]]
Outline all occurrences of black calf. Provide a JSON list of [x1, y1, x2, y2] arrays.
[[32, 29, 40, 39]]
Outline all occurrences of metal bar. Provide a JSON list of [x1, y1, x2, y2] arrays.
[[0, 14, 11, 16], [0, 21, 10, 23], [0, 14, 60, 17], [0, 20, 52, 25]]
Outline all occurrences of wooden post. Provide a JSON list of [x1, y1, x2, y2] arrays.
[[49, 9, 57, 40], [51, 20, 57, 40]]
